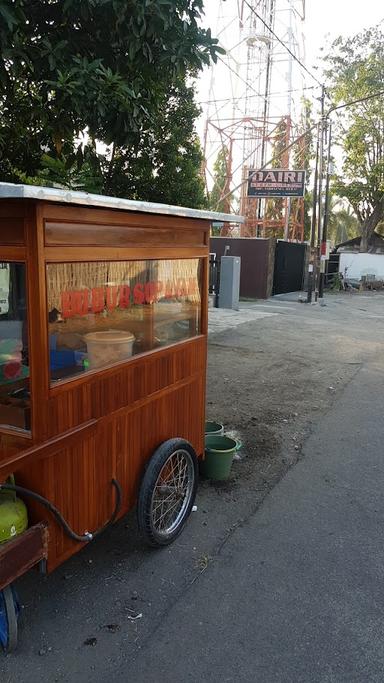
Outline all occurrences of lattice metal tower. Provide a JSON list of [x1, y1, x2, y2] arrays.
[[201, 0, 307, 240]]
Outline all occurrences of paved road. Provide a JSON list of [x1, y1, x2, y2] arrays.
[[208, 305, 277, 335], [125, 362, 384, 682], [2, 292, 384, 682], [208, 295, 299, 334], [122, 294, 384, 682]]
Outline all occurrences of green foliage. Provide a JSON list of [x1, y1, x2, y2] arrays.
[[14, 150, 105, 193], [208, 145, 230, 215], [271, 118, 289, 170], [0, 0, 222, 206], [327, 197, 359, 245], [329, 271, 342, 292], [264, 118, 289, 222], [293, 99, 314, 179], [264, 105, 314, 236], [104, 79, 207, 207], [292, 99, 314, 240], [324, 27, 384, 250], [374, 219, 384, 236]]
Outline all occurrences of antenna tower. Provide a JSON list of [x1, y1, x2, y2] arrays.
[[202, 0, 307, 240]]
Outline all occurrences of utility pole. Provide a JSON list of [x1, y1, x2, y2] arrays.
[[318, 121, 332, 302], [306, 122, 320, 303], [314, 86, 326, 302], [307, 86, 325, 304], [284, 0, 293, 242]]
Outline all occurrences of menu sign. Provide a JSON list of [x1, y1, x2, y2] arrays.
[[61, 279, 198, 319]]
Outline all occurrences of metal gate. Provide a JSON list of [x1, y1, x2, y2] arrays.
[[273, 241, 306, 295], [325, 252, 340, 288], [209, 253, 221, 307]]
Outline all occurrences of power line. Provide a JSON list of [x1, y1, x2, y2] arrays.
[[199, 84, 317, 106], [216, 89, 384, 224], [326, 90, 384, 117], [243, 0, 324, 90], [216, 52, 308, 130], [217, 54, 264, 100], [223, 89, 384, 203]]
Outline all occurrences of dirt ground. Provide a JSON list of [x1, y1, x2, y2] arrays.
[[2, 291, 384, 682], [202, 293, 364, 543]]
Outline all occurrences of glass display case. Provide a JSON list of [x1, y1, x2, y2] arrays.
[[47, 258, 203, 382]]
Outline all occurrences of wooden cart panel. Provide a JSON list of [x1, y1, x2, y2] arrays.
[[0, 523, 48, 592], [16, 371, 204, 572], [0, 198, 209, 573], [46, 336, 205, 437]]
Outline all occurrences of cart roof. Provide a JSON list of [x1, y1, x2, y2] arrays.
[[0, 182, 244, 223]]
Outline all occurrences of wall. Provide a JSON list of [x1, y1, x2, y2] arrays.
[[339, 253, 384, 280], [210, 237, 275, 299]]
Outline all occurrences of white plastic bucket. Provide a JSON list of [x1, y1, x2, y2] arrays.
[[84, 330, 135, 369]]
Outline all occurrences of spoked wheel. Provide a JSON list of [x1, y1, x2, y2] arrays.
[[0, 585, 18, 654], [138, 439, 198, 547]]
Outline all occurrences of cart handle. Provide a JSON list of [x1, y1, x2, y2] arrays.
[[0, 479, 122, 543]]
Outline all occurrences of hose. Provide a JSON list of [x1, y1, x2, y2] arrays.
[[0, 478, 122, 543]]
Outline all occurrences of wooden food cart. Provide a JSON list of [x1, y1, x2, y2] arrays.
[[0, 183, 242, 652]]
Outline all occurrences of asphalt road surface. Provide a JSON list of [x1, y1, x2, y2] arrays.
[[2, 291, 384, 682]]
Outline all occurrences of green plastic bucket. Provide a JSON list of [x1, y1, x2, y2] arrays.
[[205, 421, 224, 436], [202, 435, 238, 481]]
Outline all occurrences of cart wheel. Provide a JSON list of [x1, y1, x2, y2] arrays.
[[0, 585, 18, 654], [138, 438, 198, 547]]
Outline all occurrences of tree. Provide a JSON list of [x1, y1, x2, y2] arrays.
[[292, 100, 314, 176], [0, 1, 223, 205], [208, 145, 231, 214], [327, 198, 359, 246], [264, 118, 288, 222], [292, 99, 314, 241], [324, 27, 384, 251], [101, 79, 207, 207]]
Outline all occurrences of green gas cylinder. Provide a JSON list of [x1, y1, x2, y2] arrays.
[[0, 475, 28, 544]]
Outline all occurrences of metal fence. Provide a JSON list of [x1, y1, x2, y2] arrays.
[[325, 253, 340, 288]]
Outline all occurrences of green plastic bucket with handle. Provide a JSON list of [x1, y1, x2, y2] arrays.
[[205, 421, 224, 436], [202, 435, 239, 481]]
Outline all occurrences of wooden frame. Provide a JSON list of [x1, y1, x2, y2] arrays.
[[0, 524, 49, 592], [0, 198, 210, 572]]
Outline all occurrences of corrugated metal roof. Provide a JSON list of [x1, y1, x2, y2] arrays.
[[0, 182, 244, 223]]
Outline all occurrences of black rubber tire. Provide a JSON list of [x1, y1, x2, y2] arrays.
[[2, 585, 18, 654], [137, 438, 198, 547]]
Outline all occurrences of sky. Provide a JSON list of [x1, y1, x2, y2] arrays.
[[304, 0, 383, 65], [197, 0, 384, 107], [200, 0, 383, 67]]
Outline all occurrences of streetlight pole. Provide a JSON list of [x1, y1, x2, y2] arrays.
[[306, 124, 320, 303], [318, 121, 332, 302], [307, 85, 326, 305], [314, 86, 326, 302]]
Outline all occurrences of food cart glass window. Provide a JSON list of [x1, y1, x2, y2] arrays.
[[0, 262, 30, 431], [47, 259, 202, 383]]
